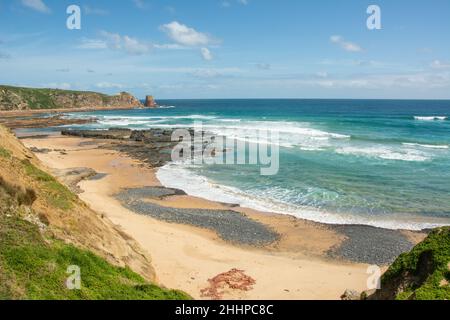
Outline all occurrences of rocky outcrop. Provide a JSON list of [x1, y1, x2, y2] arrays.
[[0, 115, 95, 129], [145, 95, 157, 108], [61, 128, 209, 168], [0, 85, 144, 111], [340, 289, 361, 300]]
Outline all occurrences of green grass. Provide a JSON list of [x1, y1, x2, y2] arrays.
[[0, 147, 11, 158], [0, 213, 190, 300], [1, 134, 190, 300], [21, 160, 77, 210], [0, 85, 110, 110], [381, 227, 450, 300]]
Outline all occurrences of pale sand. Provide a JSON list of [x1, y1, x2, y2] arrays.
[[23, 135, 372, 300]]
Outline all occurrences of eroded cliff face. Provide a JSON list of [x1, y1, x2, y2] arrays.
[[0, 125, 155, 282], [0, 85, 143, 111]]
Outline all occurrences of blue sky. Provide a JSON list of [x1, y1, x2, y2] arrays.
[[0, 0, 449, 99]]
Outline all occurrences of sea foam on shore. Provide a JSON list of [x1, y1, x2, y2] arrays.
[[156, 162, 448, 231]]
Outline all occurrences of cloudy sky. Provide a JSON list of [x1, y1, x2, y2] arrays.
[[0, 0, 449, 99]]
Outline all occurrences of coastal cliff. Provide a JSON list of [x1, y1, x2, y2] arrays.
[[0, 85, 143, 111], [0, 125, 189, 299], [368, 227, 450, 300]]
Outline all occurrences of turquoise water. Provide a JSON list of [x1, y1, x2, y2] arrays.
[[64, 99, 450, 230]]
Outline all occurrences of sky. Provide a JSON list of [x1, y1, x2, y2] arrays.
[[0, 0, 450, 99]]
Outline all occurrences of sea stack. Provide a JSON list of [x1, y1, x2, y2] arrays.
[[145, 95, 157, 108]]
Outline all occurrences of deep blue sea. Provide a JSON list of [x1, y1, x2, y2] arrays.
[[64, 99, 450, 230]]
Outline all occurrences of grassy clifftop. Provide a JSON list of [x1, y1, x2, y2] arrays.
[[0, 214, 189, 300], [0, 125, 189, 300], [0, 85, 143, 111], [369, 227, 450, 300]]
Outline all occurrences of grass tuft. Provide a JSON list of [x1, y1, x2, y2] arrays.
[[21, 160, 76, 210], [0, 147, 11, 158]]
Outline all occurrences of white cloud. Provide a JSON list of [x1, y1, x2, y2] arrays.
[[133, 0, 149, 9], [191, 69, 221, 78], [100, 31, 152, 55], [139, 66, 242, 74], [160, 21, 214, 47], [0, 52, 11, 59], [316, 71, 328, 78], [201, 47, 213, 61], [77, 38, 108, 49], [273, 72, 450, 90], [21, 0, 51, 13], [153, 43, 184, 50], [221, 0, 248, 8], [330, 35, 363, 52], [80, 31, 152, 55], [255, 63, 271, 70], [430, 60, 450, 69], [96, 82, 125, 89], [43, 82, 72, 90]]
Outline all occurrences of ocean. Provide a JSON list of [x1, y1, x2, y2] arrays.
[[63, 99, 450, 230]]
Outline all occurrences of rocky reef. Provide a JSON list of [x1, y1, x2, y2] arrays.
[[61, 128, 211, 167], [0, 115, 96, 129]]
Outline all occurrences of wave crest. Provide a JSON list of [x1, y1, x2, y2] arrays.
[[414, 116, 448, 121]]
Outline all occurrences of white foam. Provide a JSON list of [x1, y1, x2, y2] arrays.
[[219, 119, 242, 123], [402, 143, 449, 150], [158, 105, 176, 109], [97, 119, 152, 126], [101, 114, 217, 120], [196, 121, 349, 150], [335, 146, 430, 162], [414, 116, 448, 121], [200, 121, 349, 139], [65, 112, 349, 151], [156, 163, 449, 231]]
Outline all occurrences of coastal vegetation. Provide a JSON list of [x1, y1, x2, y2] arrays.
[[0, 214, 190, 300], [0, 85, 143, 111], [0, 125, 190, 300], [370, 227, 450, 300]]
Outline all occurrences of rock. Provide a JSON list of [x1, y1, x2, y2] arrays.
[[0, 115, 95, 129], [340, 289, 361, 300], [52, 167, 98, 194], [145, 95, 157, 108], [29, 147, 51, 154], [360, 289, 377, 300], [61, 128, 132, 140], [61, 128, 214, 170]]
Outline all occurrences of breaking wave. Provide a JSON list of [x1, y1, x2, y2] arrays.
[[414, 116, 448, 121]]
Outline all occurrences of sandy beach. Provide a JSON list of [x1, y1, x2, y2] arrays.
[[20, 133, 426, 300]]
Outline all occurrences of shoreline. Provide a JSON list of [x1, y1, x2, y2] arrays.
[[156, 163, 447, 231], [0, 105, 146, 118], [19, 131, 429, 299]]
